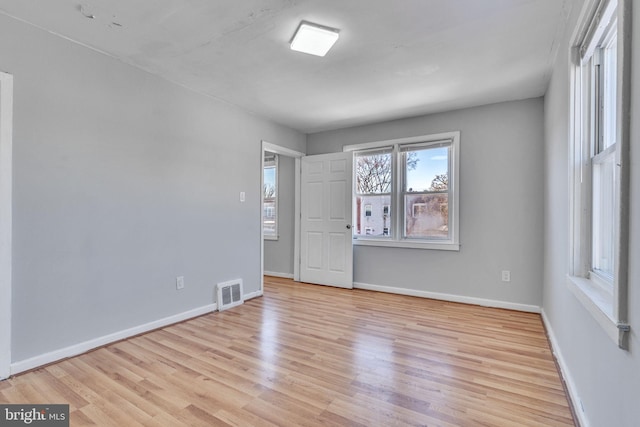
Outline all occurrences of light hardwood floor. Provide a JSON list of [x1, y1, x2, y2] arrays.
[[0, 276, 575, 426]]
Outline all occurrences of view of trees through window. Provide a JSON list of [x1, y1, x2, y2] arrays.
[[355, 150, 393, 237], [355, 145, 449, 240], [404, 146, 449, 239]]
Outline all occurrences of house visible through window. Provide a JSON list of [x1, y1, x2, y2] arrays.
[[346, 131, 460, 250], [569, 0, 630, 348], [263, 152, 278, 239], [353, 148, 391, 238], [403, 142, 451, 240]]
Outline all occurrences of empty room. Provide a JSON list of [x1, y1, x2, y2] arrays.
[[1, 0, 638, 426]]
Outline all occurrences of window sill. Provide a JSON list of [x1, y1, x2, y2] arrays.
[[263, 235, 278, 241], [566, 275, 628, 349], [353, 238, 459, 251]]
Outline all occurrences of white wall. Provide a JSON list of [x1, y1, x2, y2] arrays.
[[308, 98, 544, 309], [0, 72, 13, 379], [0, 14, 305, 363], [264, 154, 296, 276], [543, 1, 640, 426]]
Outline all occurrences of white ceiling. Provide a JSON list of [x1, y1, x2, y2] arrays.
[[0, 0, 572, 133]]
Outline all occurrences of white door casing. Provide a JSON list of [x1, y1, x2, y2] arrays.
[[0, 72, 13, 379], [300, 152, 353, 288]]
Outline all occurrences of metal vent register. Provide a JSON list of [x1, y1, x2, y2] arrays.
[[217, 279, 244, 311]]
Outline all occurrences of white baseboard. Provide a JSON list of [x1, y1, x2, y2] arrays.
[[244, 290, 263, 301], [10, 303, 217, 376], [263, 271, 294, 279], [541, 309, 589, 427], [353, 282, 541, 313]]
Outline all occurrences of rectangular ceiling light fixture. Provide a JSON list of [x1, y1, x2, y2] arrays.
[[290, 21, 340, 57]]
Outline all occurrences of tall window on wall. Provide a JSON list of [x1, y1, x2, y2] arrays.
[[569, 0, 630, 348], [263, 152, 278, 240], [347, 131, 459, 251]]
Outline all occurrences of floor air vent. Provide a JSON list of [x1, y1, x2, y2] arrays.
[[217, 279, 244, 311]]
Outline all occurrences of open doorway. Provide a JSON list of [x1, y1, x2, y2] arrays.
[[1, 71, 14, 379], [260, 141, 304, 295]]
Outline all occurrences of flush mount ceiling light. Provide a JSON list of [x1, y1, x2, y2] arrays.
[[290, 21, 340, 57]]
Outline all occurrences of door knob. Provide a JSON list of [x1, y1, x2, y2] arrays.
[[346, 224, 351, 229]]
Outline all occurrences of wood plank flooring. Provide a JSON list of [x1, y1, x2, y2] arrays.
[[0, 276, 575, 426]]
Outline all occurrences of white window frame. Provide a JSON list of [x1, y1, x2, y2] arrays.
[[567, 0, 630, 349], [412, 203, 427, 218], [263, 153, 278, 240], [345, 131, 460, 251]]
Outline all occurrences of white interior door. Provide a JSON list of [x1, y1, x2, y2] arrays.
[[300, 152, 353, 288]]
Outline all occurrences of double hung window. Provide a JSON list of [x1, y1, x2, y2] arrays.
[[569, 0, 630, 347], [354, 148, 392, 238], [588, 6, 618, 282], [401, 143, 451, 240], [347, 132, 459, 251]]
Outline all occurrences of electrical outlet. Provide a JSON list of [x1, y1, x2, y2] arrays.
[[501, 270, 511, 282], [240, 191, 245, 202], [176, 276, 185, 290]]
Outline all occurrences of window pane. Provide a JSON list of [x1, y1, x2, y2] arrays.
[[601, 29, 617, 151], [592, 152, 615, 277], [404, 193, 449, 239], [264, 166, 276, 197], [355, 195, 391, 237], [405, 146, 448, 192], [263, 200, 276, 235], [263, 164, 276, 236], [355, 151, 392, 194]]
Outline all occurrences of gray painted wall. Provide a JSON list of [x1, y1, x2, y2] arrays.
[[307, 98, 544, 307], [542, 1, 640, 426], [1, 14, 305, 362], [264, 154, 295, 276]]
